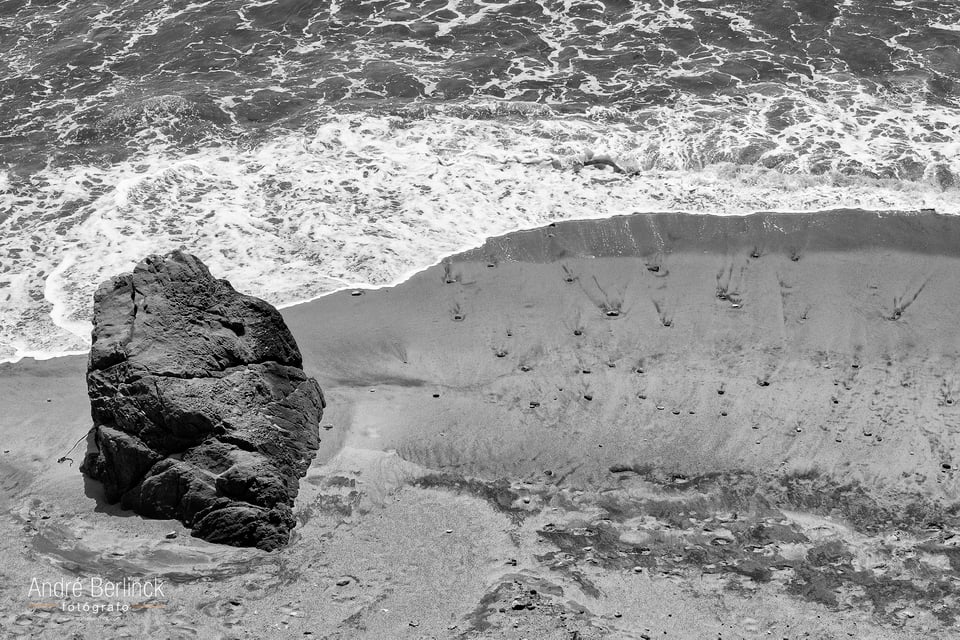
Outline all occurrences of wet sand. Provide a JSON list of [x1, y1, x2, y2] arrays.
[[2, 210, 960, 638]]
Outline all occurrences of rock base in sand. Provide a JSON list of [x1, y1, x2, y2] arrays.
[[81, 250, 325, 550]]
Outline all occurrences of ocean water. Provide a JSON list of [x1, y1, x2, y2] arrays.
[[1, 0, 959, 362]]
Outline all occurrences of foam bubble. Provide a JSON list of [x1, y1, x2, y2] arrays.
[[2, 106, 958, 362]]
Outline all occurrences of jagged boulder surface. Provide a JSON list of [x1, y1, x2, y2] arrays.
[[81, 250, 325, 550]]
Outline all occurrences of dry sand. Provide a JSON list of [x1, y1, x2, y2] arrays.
[[2, 210, 959, 638]]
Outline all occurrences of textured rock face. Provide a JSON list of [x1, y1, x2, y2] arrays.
[[81, 250, 325, 550]]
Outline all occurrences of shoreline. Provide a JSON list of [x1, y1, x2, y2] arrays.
[[2, 206, 950, 367]]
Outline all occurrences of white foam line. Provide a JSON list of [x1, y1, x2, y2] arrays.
[[272, 204, 936, 310], [6, 346, 89, 365], [44, 254, 93, 342], [3, 105, 960, 364], [4, 201, 951, 366]]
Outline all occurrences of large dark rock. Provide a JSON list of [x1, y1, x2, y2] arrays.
[[81, 250, 325, 550]]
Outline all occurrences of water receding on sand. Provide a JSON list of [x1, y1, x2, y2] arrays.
[[2, 108, 960, 362], [2, 0, 960, 361]]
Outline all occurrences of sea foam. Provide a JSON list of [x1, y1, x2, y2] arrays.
[[1, 106, 958, 363]]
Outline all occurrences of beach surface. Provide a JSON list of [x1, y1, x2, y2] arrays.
[[2, 210, 960, 638]]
